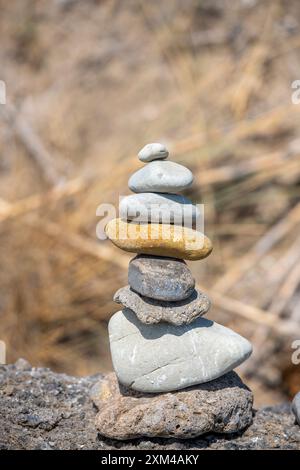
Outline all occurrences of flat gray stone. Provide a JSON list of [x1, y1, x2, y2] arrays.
[[120, 192, 200, 224], [138, 143, 169, 162], [108, 309, 253, 393], [128, 255, 195, 301], [114, 286, 209, 325], [292, 392, 300, 425], [93, 372, 253, 440], [128, 160, 193, 194]]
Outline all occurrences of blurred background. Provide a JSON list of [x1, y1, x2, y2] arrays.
[[0, 0, 300, 407]]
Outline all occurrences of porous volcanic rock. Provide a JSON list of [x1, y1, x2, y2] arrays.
[[92, 372, 254, 440], [114, 286, 209, 325]]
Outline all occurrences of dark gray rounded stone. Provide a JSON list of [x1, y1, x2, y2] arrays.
[[128, 255, 195, 301], [113, 286, 211, 325]]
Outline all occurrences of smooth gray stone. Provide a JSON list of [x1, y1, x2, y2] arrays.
[[109, 309, 253, 393], [114, 286, 210, 325], [128, 255, 195, 301], [120, 192, 200, 224], [128, 161, 193, 194], [292, 392, 300, 425], [138, 143, 169, 162]]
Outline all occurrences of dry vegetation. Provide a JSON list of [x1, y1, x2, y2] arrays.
[[0, 0, 300, 406]]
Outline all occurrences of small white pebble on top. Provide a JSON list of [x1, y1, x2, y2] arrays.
[[138, 143, 169, 162]]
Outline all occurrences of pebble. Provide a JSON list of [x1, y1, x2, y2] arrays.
[[108, 309, 253, 393], [128, 255, 195, 301], [93, 372, 253, 440], [138, 143, 169, 162], [114, 286, 210, 325], [292, 392, 300, 425], [105, 218, 213, 261], [119, 192, 200, 224], [14, 358, 32, 371], [128, 160, 193, 193]]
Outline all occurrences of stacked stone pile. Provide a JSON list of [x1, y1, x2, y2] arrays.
[[94, 143, 253, 440]]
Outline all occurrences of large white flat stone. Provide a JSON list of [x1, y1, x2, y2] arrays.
[[109, 309, 253, 393]]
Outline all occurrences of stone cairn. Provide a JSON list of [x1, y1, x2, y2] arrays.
[[93, 143, 254, 440]]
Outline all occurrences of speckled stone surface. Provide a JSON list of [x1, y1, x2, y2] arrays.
[[0, 360, 299, 449], [108, 309, 253, 393], [128, 255, 195, 302]]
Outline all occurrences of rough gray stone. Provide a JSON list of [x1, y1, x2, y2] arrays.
[[138, 143, 169, 162], [114, 286, 209, 324], [120, 193, 200, 224], [108, 309, 253, 393], [128, 255, 195, 301], [1, 361, 299, 449], [0, 361, 101, 450], [128, 160, 193, 194], [93, 372, 253, 440], [292, 392, 300, 425]]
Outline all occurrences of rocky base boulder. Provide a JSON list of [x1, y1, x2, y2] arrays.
[[92, 372, 253, 440], [0, 360, 299, 450]]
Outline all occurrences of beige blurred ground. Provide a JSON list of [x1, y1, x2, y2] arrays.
[[0, 0, 300, 407]]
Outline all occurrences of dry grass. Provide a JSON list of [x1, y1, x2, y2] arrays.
[[0, 0, 300, 405]]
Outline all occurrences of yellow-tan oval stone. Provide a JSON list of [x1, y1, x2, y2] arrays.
[[105, 218, 213, 261]]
